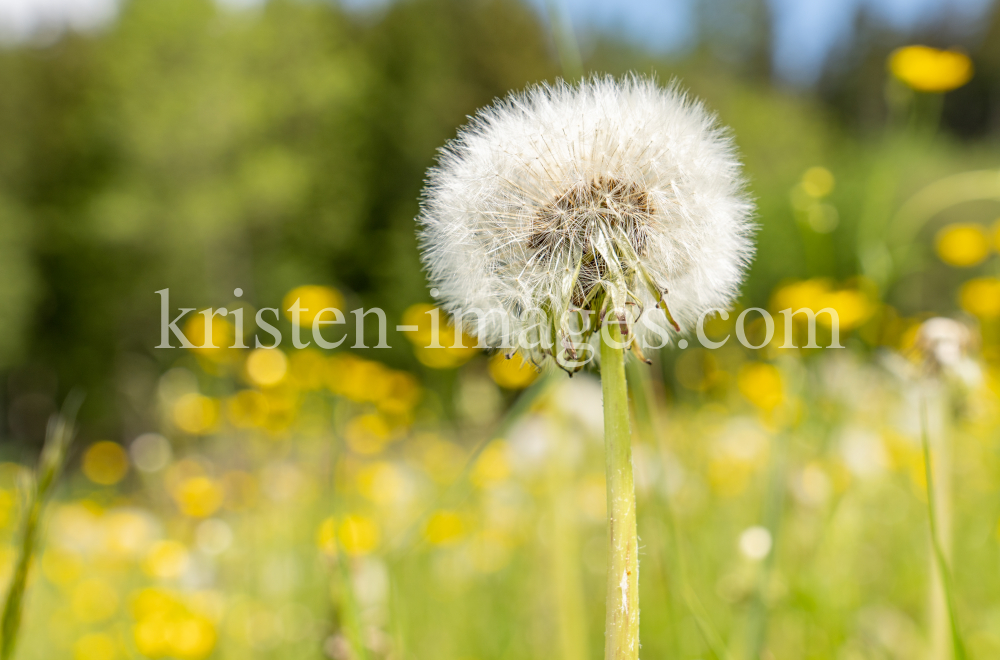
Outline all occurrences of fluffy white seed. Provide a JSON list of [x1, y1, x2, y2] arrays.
[[417, 74, 755, 368]]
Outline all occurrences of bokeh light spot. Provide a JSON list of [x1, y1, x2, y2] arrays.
[[959, 277, 1000, 318], [282, 285, 344, 325], [935, 223, 990, 267], [737, 362, 783, 412], [245, 348, 288, 387], [73, 632, 117, 660], [130, 433, 172, 473], [338, 515, 380, 556], [423, 510, 465, 546], [488, 352, 538, 389], [82, 441, 129, 486], [889, 45, 973, 93]]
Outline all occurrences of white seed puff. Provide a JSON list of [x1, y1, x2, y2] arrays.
[[417, 75, 755, 369]]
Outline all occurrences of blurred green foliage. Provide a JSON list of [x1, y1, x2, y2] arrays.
[[0, 0, 999, 442]]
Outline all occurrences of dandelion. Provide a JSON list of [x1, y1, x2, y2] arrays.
[[419, 75, 754, 369], [889, 45, 973, 93], [417, 75, 754, 659], [935, 223, 990, 267], [338, 515, 380, 556], [909, 317, 980, 385], [282, 285, 344, 325], [244, 347, 288, 387], [738, 362, 783, 412], [958, 277, 1000, 319], [906, 317, 978, 659], [487, 351, 539, 389]]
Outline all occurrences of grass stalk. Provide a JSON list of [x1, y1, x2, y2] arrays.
[[544, 0, 583, 80], [744, 431, 788, 660], [919, 398, 967, 660], [600, 322, 639, 660], [1, 393, 82, 660], [626, 360, 733, 659], [546, 418, 589, 660], [335, 555, 370, 660]]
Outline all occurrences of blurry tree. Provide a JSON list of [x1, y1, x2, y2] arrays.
[[0, 0, 997, 445], [353, 0, 558, 317], [0, 0, 559, 443]]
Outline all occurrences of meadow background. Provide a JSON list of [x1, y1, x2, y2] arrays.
[[1, 0, 1000, 659]]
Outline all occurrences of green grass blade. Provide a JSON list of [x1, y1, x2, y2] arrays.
[[919, 398, 969, 660], [0, 393, 82, 660]]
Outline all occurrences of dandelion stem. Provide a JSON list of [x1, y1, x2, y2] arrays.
[[600, 321, 639, 660], [919, 398, 967, 660]]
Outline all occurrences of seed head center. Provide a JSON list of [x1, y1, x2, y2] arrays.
[[529, 175, 652, 259]]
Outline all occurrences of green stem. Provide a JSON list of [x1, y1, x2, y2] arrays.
[[1, 499, 42, 660], [601, 322, 639, 660], [1, 394, 81, 660], [547, 413, 589, 660], [545, 0, 583, 80], [335, 555, 370, 660], [919, 398, 967, 660], [745, 431, 788, 660]]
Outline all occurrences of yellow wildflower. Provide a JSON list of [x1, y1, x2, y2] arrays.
[[143, 541, 190, 580], [316, 517, 338, 557], [935, 223, 990, 267], [288, 348, 327, 389], [737, 362, 783, 412], [172, 477, 224, 518], [338, 515, 380, 556], [889, 45, 973, 92], [71, 578, 119, 622], [344, 413, 393, 455], [245, 348, 288, 387], [74, 632, 117, 660], [487, 352, 538, 389], [772, 278, 874, 331], [169, 615, 217, 660], [282, 285, 344, 325], [357, 462, 405, 506], [959, 277, 1000, 318], [423, 510, 465, 546], [183, 313, 236, 361], [82, 441, 129, 486], [172, 394, 219, 435], [401, 303, 478, 369]]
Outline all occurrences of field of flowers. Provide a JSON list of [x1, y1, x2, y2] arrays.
[[4, 228, 1000, 659], [2, 1, 1000, 660]]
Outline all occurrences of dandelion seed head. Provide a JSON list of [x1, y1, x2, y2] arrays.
[[417, 75, 755, 369], [911, 317, 981, 385]]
